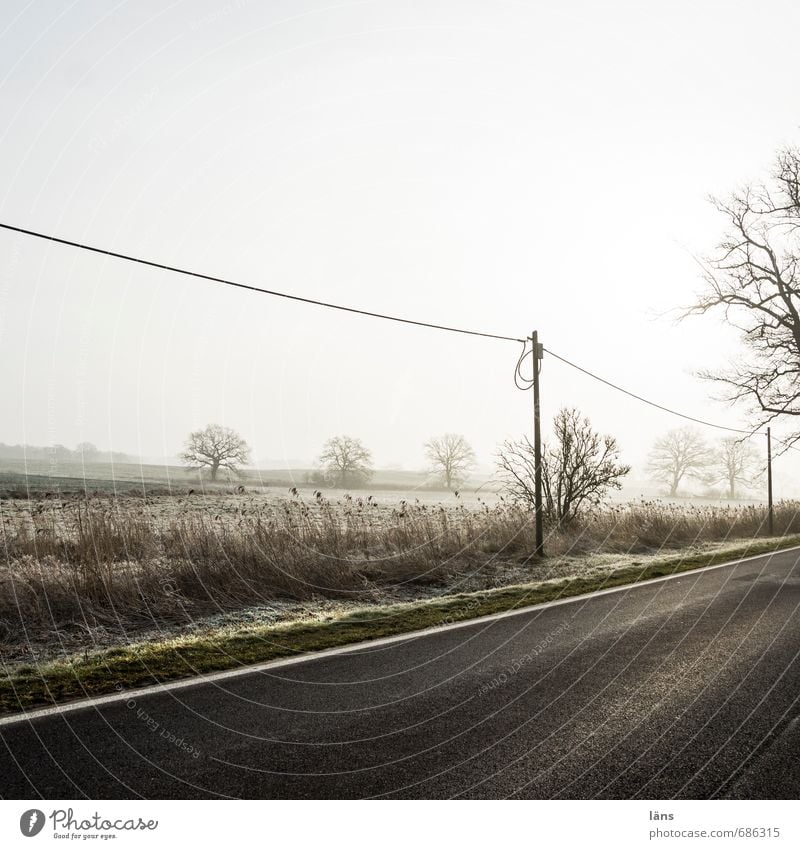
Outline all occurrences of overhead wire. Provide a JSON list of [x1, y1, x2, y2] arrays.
[[543, 346, 754, 435], [544, 345, 800, 455], [0, 222, 525, 344], [514, 339, 535, 390], [2, 219, 798, 454]]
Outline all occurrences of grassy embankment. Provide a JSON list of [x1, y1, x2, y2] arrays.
[[2, 491, 800, 714]]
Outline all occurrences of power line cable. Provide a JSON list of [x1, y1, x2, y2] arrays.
[[3, 219, 798, 453], [545, 345, 800, 455], [544, 346, 756, 435], [514, 339, 535, 390], [0, 222, 525, 344]]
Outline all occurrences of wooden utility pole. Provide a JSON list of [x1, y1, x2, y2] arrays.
[[767, 427, 774, 536], [532, 330, 544, 556]]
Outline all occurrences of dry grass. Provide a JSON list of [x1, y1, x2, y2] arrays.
[[546, 499, 800, 553], [2, 492, 799, 646]]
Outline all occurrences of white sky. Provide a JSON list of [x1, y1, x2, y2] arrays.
[[1, 0, 799, 488]]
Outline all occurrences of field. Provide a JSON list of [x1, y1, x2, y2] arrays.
[[2, 457, 798, 709], [2, 469, 800, 712], [1, 475, 798, 649], [0, 457, 497, 499]]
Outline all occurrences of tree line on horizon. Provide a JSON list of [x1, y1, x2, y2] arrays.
[[646, 428, 763, 500], [179, 424, 478, 488], [179, 411, 631, 528], [0, 420, 765, 506], [0, 441, 133, 464], [178, 416, 767, 507]]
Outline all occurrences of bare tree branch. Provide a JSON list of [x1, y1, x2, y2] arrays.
[[497, 408, 630, 526], [688, 147, 800, 443]]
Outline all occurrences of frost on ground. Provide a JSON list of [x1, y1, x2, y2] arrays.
[[0, 532, 769, 669]]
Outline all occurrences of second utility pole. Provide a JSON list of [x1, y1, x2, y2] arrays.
[[767, 427, 774, 536], [532, 330, 544, 556]]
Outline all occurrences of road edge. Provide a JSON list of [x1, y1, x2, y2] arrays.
[[2, 539, 799, 727]]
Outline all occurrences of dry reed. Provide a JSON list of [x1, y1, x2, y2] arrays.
[[1, 494, 798, 642]]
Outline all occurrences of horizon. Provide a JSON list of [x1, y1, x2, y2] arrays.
[[0, 436, 779, 501]]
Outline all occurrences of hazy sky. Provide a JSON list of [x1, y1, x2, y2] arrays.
[[1, 0, 799, 486]]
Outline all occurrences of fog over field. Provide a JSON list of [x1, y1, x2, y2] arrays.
[[2, 0, 800, 500]]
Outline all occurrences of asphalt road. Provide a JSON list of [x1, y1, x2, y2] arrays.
[[2, 548, 800, 799]]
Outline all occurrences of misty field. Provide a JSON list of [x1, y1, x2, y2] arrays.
[[2, 488, 799, 669]]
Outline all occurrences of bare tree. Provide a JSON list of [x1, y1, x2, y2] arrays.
[[688, 146, 800, 445], [497, 407, 630, 526], [646, 428, 710, 497], [318, 435, 373, 488], [497, 436, 538, 507], [424, 433, 476, 489], [75, 442, 99, 461], [710, 437, 761, 499], [180, 424, 251, 482]]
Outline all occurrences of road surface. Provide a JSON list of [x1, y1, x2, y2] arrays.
[[2, 547, 800, 799]]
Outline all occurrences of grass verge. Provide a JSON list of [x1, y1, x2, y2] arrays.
[[3, 535, 799, 716]]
